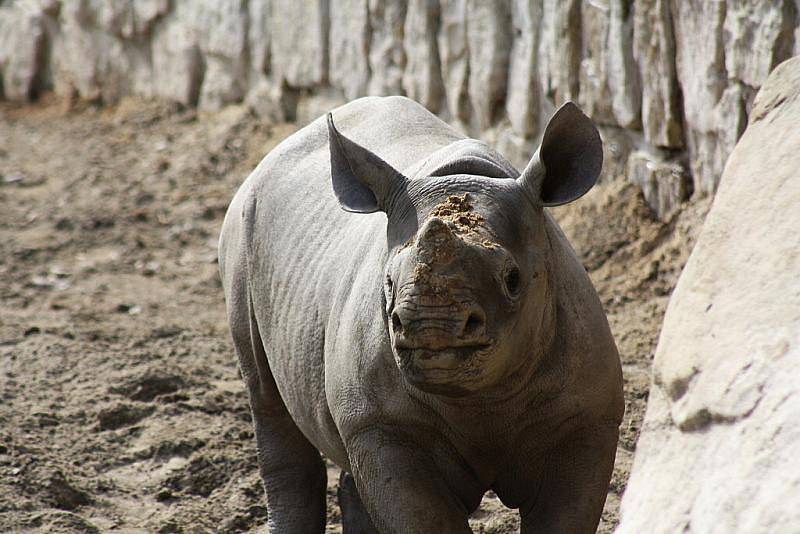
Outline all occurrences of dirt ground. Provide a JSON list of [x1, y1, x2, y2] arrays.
[[0, 96, 709, 533]]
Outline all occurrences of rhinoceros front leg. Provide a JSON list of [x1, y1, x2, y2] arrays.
[[338, 470, 379, 534], [519, 424, 618, 534], [346, 428, 473, 534]]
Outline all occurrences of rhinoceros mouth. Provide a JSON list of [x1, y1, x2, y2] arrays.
[[400, 345, 488, 367], [395, 344, 493, 394]]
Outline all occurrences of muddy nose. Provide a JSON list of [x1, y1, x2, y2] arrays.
[[391, 303, 487, 349]]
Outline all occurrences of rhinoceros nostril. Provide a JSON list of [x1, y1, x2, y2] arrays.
[[461, 310, 485, 338]]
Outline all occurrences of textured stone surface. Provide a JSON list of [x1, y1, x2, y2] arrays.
[[403, 0, 445, 113], [0, 2, 50, 101], [723, 0, 796, 89], [465, 0, 511, 131], [617, 56, 800, 534], [52, 1, 155, 103], [633, 0, 682, 148], [671, 0, 797, 195], [1, 0, 799, 210], [248, 0, 271, 84], [626, 150, 689, 220], [151, 0, 249, 109], [437, 0, 470, 123], [506, 0, 543, 137], [151, 3, 205, 106], [330, 0, 370, 100], [367, 0, 407, 95], [193, 0, 249, 110], [538, 0, 581, 106], [579, 0, 640, 129], [670, 0, 728, 194], [270, 0, 329, 88]]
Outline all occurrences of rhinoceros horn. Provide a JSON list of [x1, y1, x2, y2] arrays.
[[517, 102, 603, 207], [328, 113, 408, 214]]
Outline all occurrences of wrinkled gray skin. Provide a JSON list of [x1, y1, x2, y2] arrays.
[[219, 96, 623, 533]]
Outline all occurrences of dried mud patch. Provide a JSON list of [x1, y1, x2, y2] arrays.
[[0, 96, 707, 532], [430, 193, 485, 231]]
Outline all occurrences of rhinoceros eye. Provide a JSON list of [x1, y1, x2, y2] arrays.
[[503, 267, 521, 298]]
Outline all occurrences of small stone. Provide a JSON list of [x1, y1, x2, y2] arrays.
[[24, 326, 41, 336], [46, 471, 92, 510], [97, 403, 153, 431], [3, 173, 26, 184], [155, 488, 174, 502], [142, 262, 160, 276]]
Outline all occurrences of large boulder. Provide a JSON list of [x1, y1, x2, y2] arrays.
[[579, 0, 640, 130], [270, 0, 329, 88], [0, 1, 53, 101], [52, 0, 169, 103], [402, 0, 445, 113], [632, 0, 682, 149], [671, 0, 795, 195], [366, 0, 407, 95], [617, 56, 800, 533]]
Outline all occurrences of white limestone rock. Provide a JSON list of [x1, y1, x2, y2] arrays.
[[670, 0, 728, 194], [437, 0, 470, 123], [678, 81, 749, 196], [402, 0, 445, 113], [270, 0, 329, 88], [599, 126, 635, 184], [505, 0, 543, 138], [626, 150, 689, 220], [151, 2, 205, 106], [607, 0, 641, 128], [245, 77, 293, 123], [492, 123, 539, 171], [617, 56, 800, 534], [723, 0, 796, 90], [294, 86, 347, 126], [248, 0, 271, 84], [537, 0, 581, 106], [194, 0, 249, 110], [465, 0, 511, 131], [0, 2, 50, 101], [329, 0, 370, 101], [633, 0, 683, 149], [51, 0, 156, 103], [367, 0, 407, 95], [671, 0, 795, 195], [579, 0, 641, 129]]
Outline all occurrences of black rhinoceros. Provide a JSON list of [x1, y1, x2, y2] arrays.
[[219, 96, 623, 533]]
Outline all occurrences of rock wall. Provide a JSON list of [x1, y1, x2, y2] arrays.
[[616, 56, 800, 533], [1, 0, 798, 218]]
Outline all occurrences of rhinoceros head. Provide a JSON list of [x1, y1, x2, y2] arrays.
[[328, 103, 602, 397]]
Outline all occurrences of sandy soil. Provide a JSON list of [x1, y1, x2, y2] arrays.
[[0, 96, 709, 533]]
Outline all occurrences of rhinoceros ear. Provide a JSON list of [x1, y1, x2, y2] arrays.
[[327, 113, 407, 214], [516, 102, 603, 207]]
